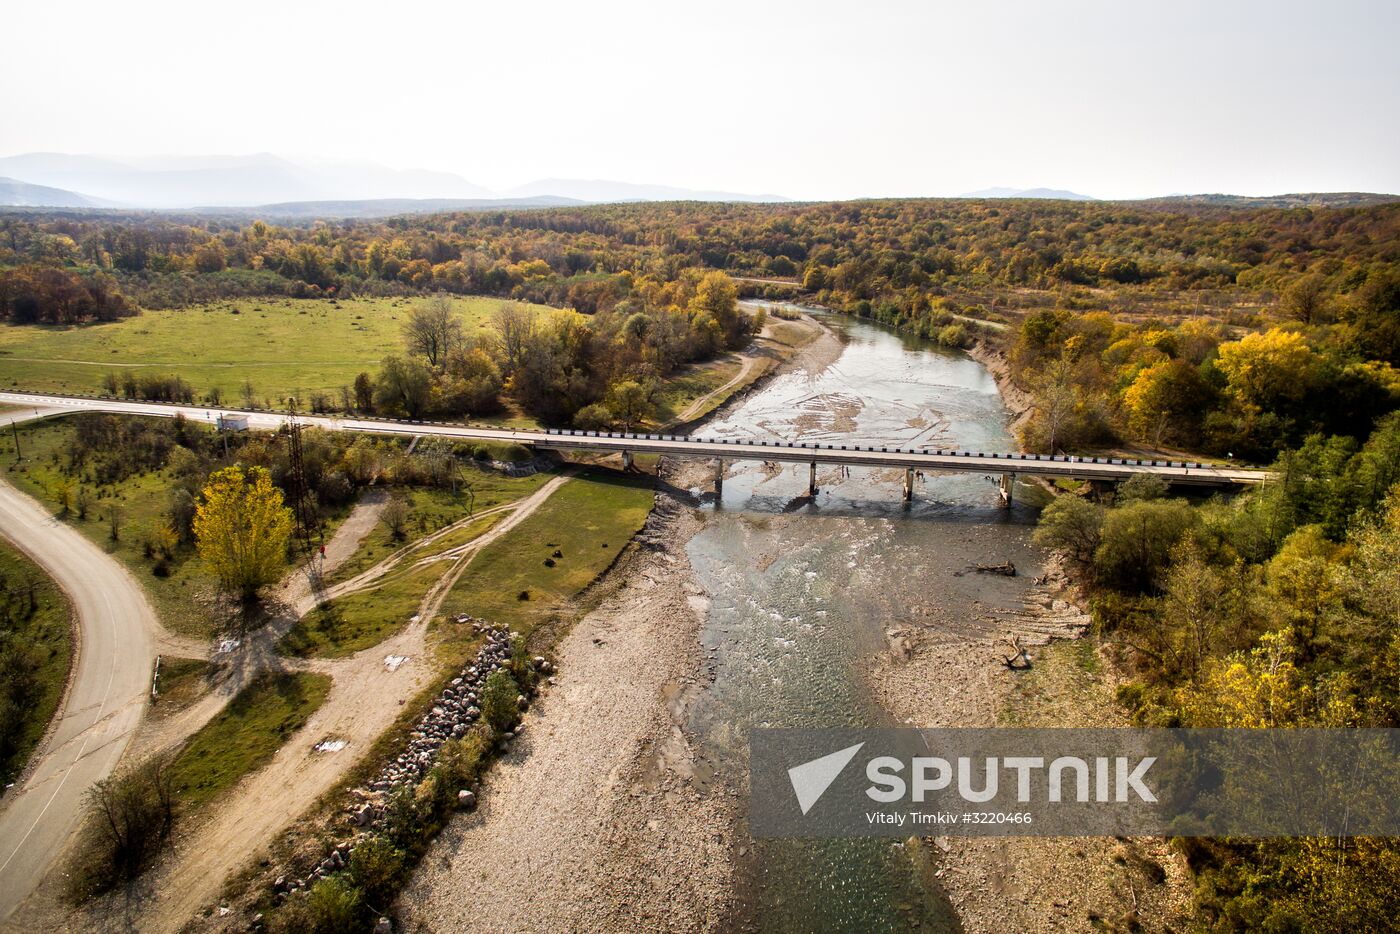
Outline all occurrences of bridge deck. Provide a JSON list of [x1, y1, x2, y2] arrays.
[[0, 391, 1271, 486]]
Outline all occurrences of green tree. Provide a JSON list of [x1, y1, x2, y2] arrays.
[[374, 355, 433, 418], [1093, 498, 1198, 592], [1032, 495, 1104, 566], [604, 380, 654, 431]]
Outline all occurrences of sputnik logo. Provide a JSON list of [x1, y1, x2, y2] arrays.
[[787, 742, 865, 815]]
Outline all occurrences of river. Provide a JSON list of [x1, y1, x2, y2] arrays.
[[684, 305, 1047, 932]]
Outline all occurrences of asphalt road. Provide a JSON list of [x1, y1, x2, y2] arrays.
[[0, 466, 158, 921]]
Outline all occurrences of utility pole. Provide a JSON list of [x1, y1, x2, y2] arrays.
[[283, 399, 321, 555]]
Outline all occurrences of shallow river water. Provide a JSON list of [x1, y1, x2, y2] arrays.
[[684, 307, 1046, 932]]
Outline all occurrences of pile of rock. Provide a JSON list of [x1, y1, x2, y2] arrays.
[[272, 617, 554, 908], [363, 619, 514, 798]]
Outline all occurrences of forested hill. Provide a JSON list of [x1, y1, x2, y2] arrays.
[[3, 196, 1398, 462], [3, 197, 1397, 308]]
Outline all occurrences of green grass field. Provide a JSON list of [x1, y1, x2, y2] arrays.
[[440, 467, 654, 636], [282, 512, 502, 659], [0, 295, 544, 406], [169, 671, 331, 810], [5, 417, 225, 638], [326, 476, 552, 587], [0, 542, 73, 785]]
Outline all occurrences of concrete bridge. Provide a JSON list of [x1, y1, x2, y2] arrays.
[[0, 391, 1272, 506]]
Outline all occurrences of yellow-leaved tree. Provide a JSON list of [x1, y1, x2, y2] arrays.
[[194, 465, 293, 602]]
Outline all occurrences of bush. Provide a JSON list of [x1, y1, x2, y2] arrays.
[[349, 834, 406, 906], [506, 633, 536, 691], [66, 755, 176, 900], [438, 726, 491, 788], [1033, 495, 1105, 566], [936, 323, 969, 348], [271, 876, 363, 934], [480, 669, 520, 732]]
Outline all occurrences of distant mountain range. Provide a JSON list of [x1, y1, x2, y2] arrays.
[[503, 178, 789, 204], [1132, 192, 1400, 209], [0, 176, 118, 209], [195, 196, 584, 219], [0, 153, 791, 213], [1, 154, 1395, 216], [959, 187, 1097, 200]]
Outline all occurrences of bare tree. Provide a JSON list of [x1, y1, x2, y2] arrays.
[[493, 302, 536, 375], [381, 495, 409, 541], [404, 294, 463, 369], [84, 754, 176, 883]]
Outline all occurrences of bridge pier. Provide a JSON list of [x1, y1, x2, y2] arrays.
[[621, 450, 633, 471], [714, 458, 724, 496], [998, 473, 1016, 508], [809, 462, 818, 497], [903, 468, 914, 502]]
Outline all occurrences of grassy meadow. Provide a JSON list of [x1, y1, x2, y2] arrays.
[[439, 467, 654, 637], [5, 416, 224, 638], [0, 295, 540, 406], [168, 671, 332, 810]]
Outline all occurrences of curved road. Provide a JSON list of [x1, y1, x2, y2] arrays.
[[0, 470, 159, 921]]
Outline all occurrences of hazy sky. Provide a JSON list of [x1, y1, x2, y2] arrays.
[[4, 0, 1398, 199]]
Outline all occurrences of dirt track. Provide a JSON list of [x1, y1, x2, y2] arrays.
[[122, 473, 576, 933]]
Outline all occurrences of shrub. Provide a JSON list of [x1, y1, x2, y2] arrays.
[[271, 876, 363, 934], [480, 669, 520, 732], [349, 834, 406, 906], [438, 726, 491, 788], [1033, 495, 1105, 566]]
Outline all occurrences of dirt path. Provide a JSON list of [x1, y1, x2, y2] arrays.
[[120, 472, 576, 934], [400, 471, 734, 932], [319, 497, 526, 608], [670, 353, 766, 425], [135, 489, 394, 760], [0, 478, 164, 925], [278, 489, 389, 612]]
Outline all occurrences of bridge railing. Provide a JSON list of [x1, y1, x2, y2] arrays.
[[537, 426, 1213, 470], [5, 389, 1225, 471]]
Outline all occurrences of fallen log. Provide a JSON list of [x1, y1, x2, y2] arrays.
[[968, 561, 1017, 577]]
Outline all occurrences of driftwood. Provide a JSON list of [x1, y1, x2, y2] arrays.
[[969, 561, 1017, 577], [1002, 636, 1031, 670]]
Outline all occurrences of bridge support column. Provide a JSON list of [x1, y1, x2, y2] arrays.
[[904, 468, 914, 502], [809, 462, 818, 497], [999, 473, 1016, 508], [714, 459, 724, 496], [621, 450, 633, 471]]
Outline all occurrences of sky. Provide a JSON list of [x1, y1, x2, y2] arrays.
[[3, 0, 1398, 200]]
